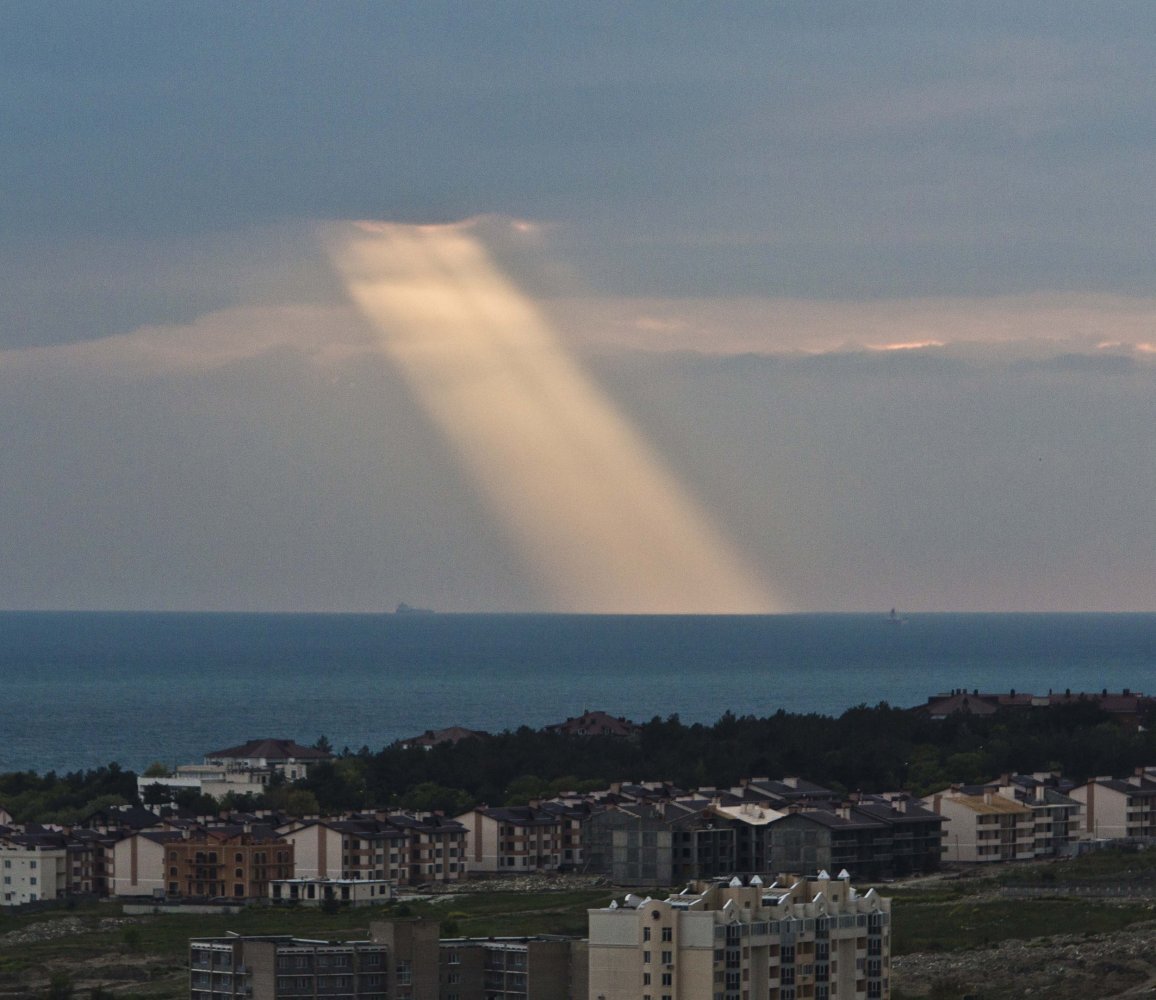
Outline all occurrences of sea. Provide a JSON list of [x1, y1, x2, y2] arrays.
[[2, 612, 1155, 776]]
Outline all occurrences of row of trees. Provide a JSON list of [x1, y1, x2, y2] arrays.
[[8, 700, 1156, 823], [290, 698, 1149, 813]]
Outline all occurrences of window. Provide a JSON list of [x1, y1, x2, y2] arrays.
[[643, 927, 651, 941], [662, 927, 672, 942], [661, 950, 672, 964], [643, 951, 651, 964], [643, 972, 651, 985], [662, 972, 673, 986]]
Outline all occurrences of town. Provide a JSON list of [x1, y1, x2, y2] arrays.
[[4, 695, 1156, 998]]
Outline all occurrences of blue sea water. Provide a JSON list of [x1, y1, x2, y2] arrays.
[[2, 612, 1154, 775]]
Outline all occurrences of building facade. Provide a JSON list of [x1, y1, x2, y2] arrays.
[[0, 832, 68, 906], [588, 872, 891, 1000], [924, 788, 1036, 863]]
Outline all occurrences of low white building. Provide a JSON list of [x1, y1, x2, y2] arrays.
[[269, 877, 393, 906]]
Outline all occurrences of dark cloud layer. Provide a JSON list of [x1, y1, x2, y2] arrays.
[[5, 3, 1156, 346]]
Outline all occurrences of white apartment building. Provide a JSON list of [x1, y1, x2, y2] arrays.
[[0, 834, 68, 906]]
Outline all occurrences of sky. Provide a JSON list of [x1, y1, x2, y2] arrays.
[[2, 2, 1155, 612]]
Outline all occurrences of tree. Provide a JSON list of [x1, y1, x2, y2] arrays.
[[44, 971, 73, 1000]]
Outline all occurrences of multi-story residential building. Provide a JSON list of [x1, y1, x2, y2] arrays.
[[924, 788, 1036, 863], [588, 872, 891, 1000], [768, 796, 944, 880], [438, 935, 587, 1000], [65, 827, 116, 895], [1070, 770, 1156, 841], [109, 826, 293, 900], [110, 830, 186, 897], [190, 933, 401, 1000], [280, 814, 466, 887], [455, 804, 587, 875], [0, 831, 68, 906], [980, 774, 1081, 857], [583, 800, 738, 885], [165, 827, 294, 899], [190, 922, 590, 1000], [192, 921, 589, 1000]]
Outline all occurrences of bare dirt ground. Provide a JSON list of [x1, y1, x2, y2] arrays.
[[892, 920, 1156, 999]]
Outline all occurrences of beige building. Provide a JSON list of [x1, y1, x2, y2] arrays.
[[1070, 771, 1156, 840], [588, 872, 891, 1000], [110, 830, 184, 897], [924, 788, 1035, 863]]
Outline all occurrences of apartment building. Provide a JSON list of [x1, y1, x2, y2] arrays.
[[924, 788, 1035, 863], [767, 796, 943, 881], [1070, 771, 1156, 841], [110, 830, 186, 897], [281, 814, 466, 887], [64, 827, 116, 895], [166, 827, 294, 899], [455, 804, 585, 874], [190, 935, 397, 1000], [0, 831, 68, 906], [438, 936, 587, 1000], [190, 921, 588, 1000], [983, 774, 1081, 856], [588, 872, 891, 1000]]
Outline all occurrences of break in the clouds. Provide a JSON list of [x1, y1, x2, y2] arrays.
[[2, 3, 1156, 611]]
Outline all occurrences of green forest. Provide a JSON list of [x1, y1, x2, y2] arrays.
[[6, 699, 1155, 823]]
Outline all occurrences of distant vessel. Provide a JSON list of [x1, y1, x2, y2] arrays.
[[888, 608, 906, 625], [395, 602, 435, 615]]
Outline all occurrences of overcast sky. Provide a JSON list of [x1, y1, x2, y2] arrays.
[[2, 2, 1154, 612]]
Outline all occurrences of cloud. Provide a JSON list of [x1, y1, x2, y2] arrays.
[[0, 303, 375, 378], [547, 292, 1156, 361]]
